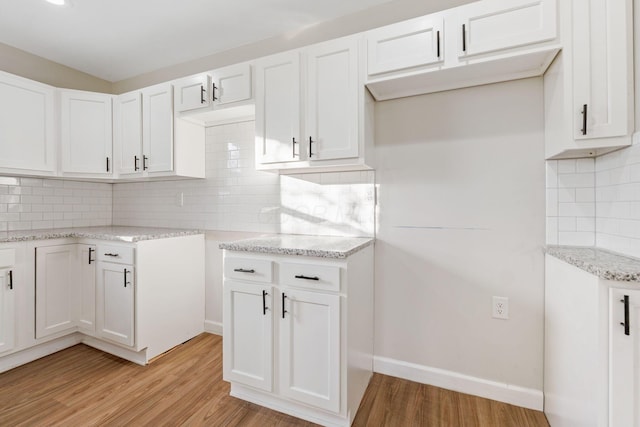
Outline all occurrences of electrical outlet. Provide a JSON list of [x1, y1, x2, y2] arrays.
[[492, 296, 509, 320]]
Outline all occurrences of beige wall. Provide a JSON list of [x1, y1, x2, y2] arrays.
[[0, 42, 111, 92], [112, 0, 475, 93], [374, 77, 546, 393]]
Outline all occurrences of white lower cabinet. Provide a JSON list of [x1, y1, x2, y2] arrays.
[[609, 288, 640, 427], [223, 280, 273, 391], [0, 247, 17, 354], [1, 234, 204, 373], [222, 246, 373, 427], [35, 244, 82, 338], [545, 254, 640, 427], [96, 260, 134, 347], [279, 287, 340, 412]]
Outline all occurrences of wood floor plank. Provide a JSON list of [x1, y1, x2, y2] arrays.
[[0, 334, 549, 426]]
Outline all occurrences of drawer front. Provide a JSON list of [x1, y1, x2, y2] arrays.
[[97, 245, 134, 265], [280, 263, 340, 292], [225, 257, 273, 283], [0, 249, 15, 268]]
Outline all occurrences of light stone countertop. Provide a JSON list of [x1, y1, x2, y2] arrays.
[[0, 226, 203, 243], [545, 246, 640, 282], [219, 234, 374, 259]]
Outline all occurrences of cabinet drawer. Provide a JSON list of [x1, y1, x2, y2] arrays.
[[0, 249, 15, 268], [97, 245, 134, 265], [280, 263, 340, 292], [225, 258, 273, 283]]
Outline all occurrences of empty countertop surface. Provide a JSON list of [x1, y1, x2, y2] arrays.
[[546, 245, 640, 282], [0, 226, 203, 243], [219, 234, 374, 259]]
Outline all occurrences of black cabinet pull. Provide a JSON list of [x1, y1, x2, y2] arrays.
[[106, 157, 110, 172], [124, 268, 130, 288], [436, 30, 441, 58], [200, 85, 206, 104], [462, 24, 466, 52], [143, 155, 149, 170], [134, 155, 140, 171], [8, 270, 13, 290], [295, 275, 319, 281], [212, 83, 218, 101], [282, 293, 287, 319], [581, 104, 588, 135], [104, 253, 119, 257], [233, 268, 255, 273], [262, 290, 268, 315], [292, 137, 298, 158], [621, 295, 630, 336], [309, 136, 314, 158], [88, 247, 95, 264]]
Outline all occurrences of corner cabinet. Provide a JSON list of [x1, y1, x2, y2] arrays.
[[0, 71, 56, 177], [222, 246, 374, 426], [59, 90, 113, 178], [544, 253, 640, 427], [545, 0, 634, 159], [114, 83, 205, 180], [255, 35, 374, 174]]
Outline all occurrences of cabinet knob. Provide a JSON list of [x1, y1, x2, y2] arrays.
[[212, 83, 218, 101], [262, 290, 269, 315], [124, 268, 131, 288], [134, 155, 140, 171], [233, 268, 255, 273], [88, 247, 95, 264], [294, 274, 319, 281], [621, 295, 630, 336], [309, 137, 314, 158], [200, 85, 206, 104], [581, 104, 588, 135], [8, 270, 13, 290], [282, 293, 288, 319]]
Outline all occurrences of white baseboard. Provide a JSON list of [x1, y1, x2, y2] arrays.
[[373, 355, 543, 411], [0, 333, 83, 374], [204, 320, 222, 335]]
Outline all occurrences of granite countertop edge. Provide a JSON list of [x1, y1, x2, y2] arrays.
[[219, 237, 374, 259], [545, 245, 640, 282], [0, 227, 204, 243]]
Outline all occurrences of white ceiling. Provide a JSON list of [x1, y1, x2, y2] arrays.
[[0, 0, 392, 82]]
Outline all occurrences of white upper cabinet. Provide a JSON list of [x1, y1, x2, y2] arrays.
[[367, 15, 444, 76], [545, 0, 633, 159], [365, 0, 559, 100], [455, 0, 557, 59], [60, 90, 113, 177], [115, 84, 204, 180], [256, 35, 373, 173], [0, 71, 56, 176], [142, 83, 174, 174], [114, 91, 143, 177], [255, 51, 301, 165], [174, 74, 211, 113], [211, 63, 252, 106], [305, 37, 360, 162], [173, 62, 254, 126]]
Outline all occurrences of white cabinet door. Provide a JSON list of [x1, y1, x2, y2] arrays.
[[223, 280, 273, 391], [60, 90, 113, 176], [305, 38, 359, 161], [0, 71, 56, 175], [35, 245, 79, 339], [456, 0, 557, 58], [174, 74, 211, 113], [78, 245, 96, 334], [573, 0, 632, 140], [96, 261, 134, 347], [367, 14, 444, 76], [610, 288, 640, 427], [0, 268, 15, 354], [114, 91, 143, 177], [279, 288, 340, 412], [212, 63, 252, 106], [142, 83, 174, 174], [255, 51, 301, 164]]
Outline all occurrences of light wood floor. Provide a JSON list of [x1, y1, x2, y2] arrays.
[[0, 334, 549, 426]]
